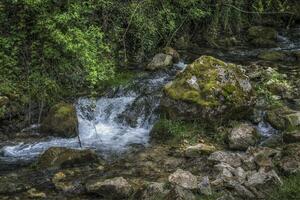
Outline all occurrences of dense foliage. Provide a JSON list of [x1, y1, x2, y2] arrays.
[[0, 0, 298, 123]]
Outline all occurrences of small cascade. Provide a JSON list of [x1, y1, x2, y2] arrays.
[[0, 69, 177, 162]]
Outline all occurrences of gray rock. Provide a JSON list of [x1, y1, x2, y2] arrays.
[[198, 176, 212, 196], [184, 143, 216, 157], [208, 151, 242, 168], [146, 53, 173, 70], [140, 182, 169, 200], [165, 186, 196, 200], [168, 169, 198, 190], [228, 123, 259, 150], [86, 177, 132, 199]]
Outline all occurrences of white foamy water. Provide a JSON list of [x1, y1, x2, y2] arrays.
[[0, 70, 174, 162]]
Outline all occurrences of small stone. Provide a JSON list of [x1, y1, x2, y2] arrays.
[[234, 184, 255, 198], [86, 177, 132, 199], [208, 151, 242, 168], [168, 169, 198, 190], [27, 188, 46, 199], [165, 186, 196, 200], [140, 182, 169, 200], [184, 143, 216, 157]]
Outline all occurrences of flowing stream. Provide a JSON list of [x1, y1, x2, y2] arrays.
[[0, 27, 299, 164], [0, 69, 178, 163]]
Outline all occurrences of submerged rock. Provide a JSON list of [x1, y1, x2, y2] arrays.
[[161, 56, 254, 123], [41, 103, 78, 138], [37, 147, 99, 169], [168, 169, 198, 190], [228, 123, 259, 150], [86, 177, 132, 199], [146, 53, 173, 70]]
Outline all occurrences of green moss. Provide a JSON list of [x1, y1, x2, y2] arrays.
[[151, 117, 223, 146], [41, 103, 78, 138], [258, 51, 286, 61], [164, 56, 251, 108], [268, 173, 300, 200]]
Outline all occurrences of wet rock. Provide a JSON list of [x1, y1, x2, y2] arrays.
[[208, 151, 242, 168], [146, 53, 173, 71], [248, 26, 278, 47], [161, 56, 254, 123], [27, 188, 46, 199], [86, 177, 132, 199], [37, 147, 99, 169], [228, 123, 259, 150], [165, 186, 196, 200], [51, 171, 80, 193], [184, 143, 216, 157], [140, 182, 169, 200], [198, 176, 212, 196], [168, 169, 198, 190], [164, 47, 180, 63], [258, 51, 286, 61], [41, 103, 78, 138]]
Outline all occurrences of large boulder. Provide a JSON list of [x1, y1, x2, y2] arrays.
[[248, 26, 278, 47], [86, 177, 132, 199], [146, 53, 173, 70], [41, 103, 78, 138], [161, 56, 254, 122], [37, 147, 99, 169], [228, 123, 259, 150]]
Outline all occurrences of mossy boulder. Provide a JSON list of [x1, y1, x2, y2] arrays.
[[146, 53, 173, 71], [248, 26, 278, 47], [161, 56, 254, 122], [258, 51, 286, 61], [37, 147, 99, 169], [41, 103, 78, 138], [266, 108, 300, 131]]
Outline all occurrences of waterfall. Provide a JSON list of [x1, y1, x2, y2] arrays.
[[0, 69, 177, 162]]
